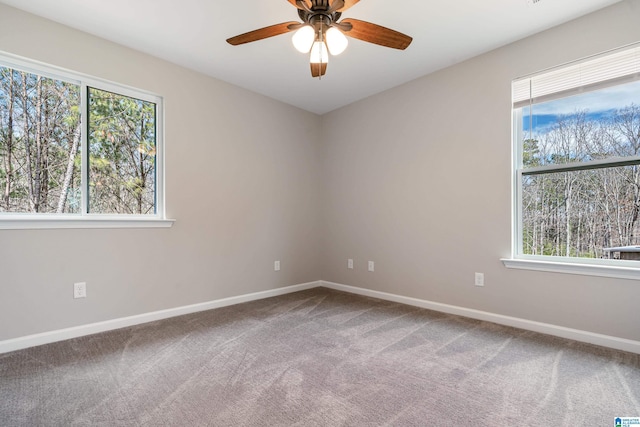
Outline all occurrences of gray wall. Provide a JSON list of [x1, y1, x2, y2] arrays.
[[321, 0, 640, 341], [0, 5, 323, 341], [2, 1, 640, 344]]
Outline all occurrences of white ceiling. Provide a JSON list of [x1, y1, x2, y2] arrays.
[[0, 0, 623, 114]]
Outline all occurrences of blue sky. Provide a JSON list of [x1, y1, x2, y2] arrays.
[[522, 110, 616, 132], [522, 80, 640, 134]]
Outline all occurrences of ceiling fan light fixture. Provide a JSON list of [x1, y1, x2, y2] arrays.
[[309, 40, 329, 64], [325, 27, 348, 55], [292, 25, 315, 53], [227, 0, 413, 78]]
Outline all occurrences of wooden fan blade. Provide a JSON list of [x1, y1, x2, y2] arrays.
[[226, 21, 299, 46], [287, 0, 311, 9], [310, 62, 327, 78], [337, 0, 359, 12], [340, 18, 412, 50]]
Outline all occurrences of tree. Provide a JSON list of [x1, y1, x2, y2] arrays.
[[522, 105, 640, 258], [0, 68, 81, 213], [88, 88, 156, 214]]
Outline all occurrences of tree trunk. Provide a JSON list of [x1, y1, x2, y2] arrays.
[[56, 122, 81, 213], [3, 71, 14, 210], [33, 76, 43, 211], [137, 117, 146, 214], [565, 177, 572, 257], [21, 73, 35, 212]]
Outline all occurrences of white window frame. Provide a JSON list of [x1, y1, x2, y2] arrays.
[[502, 42, 640, 280], [0, 51, 173, 229]]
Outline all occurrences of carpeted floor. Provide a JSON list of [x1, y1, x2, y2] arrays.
[[1, 287, 639, 426]]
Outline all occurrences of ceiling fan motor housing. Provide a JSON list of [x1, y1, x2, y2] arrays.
[[297, 0, 343, 33]]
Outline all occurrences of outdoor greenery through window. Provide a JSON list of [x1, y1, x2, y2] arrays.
[[513, 43, 640, 263], [88, 88, 156, 214], [0, 67, 81, 213], [0, 53, 163, 224]]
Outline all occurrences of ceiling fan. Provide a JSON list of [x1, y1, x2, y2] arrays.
[[226, 0, 413, 78]]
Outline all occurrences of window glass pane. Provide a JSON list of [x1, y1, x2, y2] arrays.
[[522, 166, 640, 259], [522, 80, 640, 167], [0, 67, 81, 213], [88, 88, 156, 214]]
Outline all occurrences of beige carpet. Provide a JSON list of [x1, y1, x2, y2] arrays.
[[1, 287, 639, 426]]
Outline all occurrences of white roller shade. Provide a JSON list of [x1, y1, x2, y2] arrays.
[[513, 43, 640, 108]]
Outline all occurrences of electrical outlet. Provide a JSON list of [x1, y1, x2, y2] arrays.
[[348, 259, 353, 269], [274, 261, 280, 271], [74, 282, 86, 299], [475, 273, 484, 287], [368, 261, 374, 272]]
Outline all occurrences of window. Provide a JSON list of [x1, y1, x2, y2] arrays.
[[0, 52, 170, 228], [507, 43, 640, 276], [88, 88, 157, 215]]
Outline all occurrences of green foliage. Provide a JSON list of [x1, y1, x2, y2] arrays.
[[0, 66, 156, 214], [88, 88, 156, 214], [0, 67, 81, 213], [522, 138, 540, 168]]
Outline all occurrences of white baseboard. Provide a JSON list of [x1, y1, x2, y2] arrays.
[[3, 279, 639, 355], [0, 281, 321, 354], [320, 281, 640, 355]]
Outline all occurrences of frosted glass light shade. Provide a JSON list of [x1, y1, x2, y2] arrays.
[[292, 25, 315, 53], [326, 27, 348, 55], [309, 41, 329, 64]]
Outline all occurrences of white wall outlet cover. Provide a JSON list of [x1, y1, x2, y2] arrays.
[[74, 282, 87, 298], [368, 261, 374, 272], [274, 261, 281, 271], [348, 259, 353, 269]]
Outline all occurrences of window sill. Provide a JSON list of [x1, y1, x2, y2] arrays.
[[501, 258, 640, 280], [0, 216, 175, 230]]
